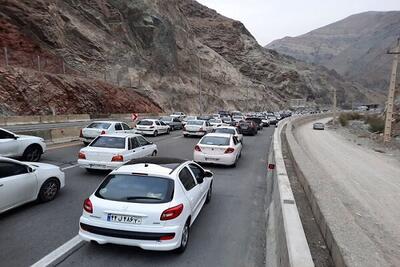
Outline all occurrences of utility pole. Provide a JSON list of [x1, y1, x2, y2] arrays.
[[384, 38, 400, 143], [332, 88, 337, 126], [198, 56, 202, 115], [4, 47, 8, 67]]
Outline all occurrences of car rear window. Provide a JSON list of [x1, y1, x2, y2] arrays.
[[90, 136, 126, 149], [95, 174, 174, 203], [160, 117, 172, 121], [215, 128, 235, 135], [200, 136, 230, 146], [187, 120, 203, 126], [87, 122, 111, 129], [137, 120, 153, 126]]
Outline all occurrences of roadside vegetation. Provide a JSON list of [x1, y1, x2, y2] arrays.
[[338, 112, 385, 133]]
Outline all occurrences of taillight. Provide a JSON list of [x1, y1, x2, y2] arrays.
[[111, 155, 124, 162], [160, 234, 176, 241], [101, 130, 106, 135], [194, 145, 202, 152], [160, 204, 184, 221], [79, 129, 83, 138], [78, 152, 86, 159], [83, 198, 93, 213], [224, 147, 235, 154]]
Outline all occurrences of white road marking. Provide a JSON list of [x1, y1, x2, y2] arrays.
[[31, 235, 84, 267], [61, 164, 79, 171], [172, 135, 182, 139]]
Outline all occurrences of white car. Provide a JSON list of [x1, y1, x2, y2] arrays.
[[232, 116, 244, 123], [261, 117, 270, 127], [78, 133, 158, 171], [79, 157, 213, 253], [214, 126, 243, 144], [183, 120, 213, 137], [182, 116, 198, 126], [193, 133, 242, 167], [80, 121, 134, 145], [209, 119, 224, 128], [170, 112, 186, 119], [0, 157, 65, 213], [135, 119, 170, 137], [0, 128, 46, 162]]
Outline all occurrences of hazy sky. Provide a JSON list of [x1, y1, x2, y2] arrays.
[[197, 0, 400, 46]]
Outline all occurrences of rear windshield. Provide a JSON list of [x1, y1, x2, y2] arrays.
[[137, 120, 153, 126], [187, 120, 203, 126], [87, 122, 111, 129], [160, 117, 172, 121], [215, 128, 235, 135], [95, 174, 174, 203], [90, 136, 126, 149], [209, 119, 222, 123], [233, 116, 242, 119], [200, 136, 230, 146]]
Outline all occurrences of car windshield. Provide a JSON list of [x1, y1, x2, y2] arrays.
[[187, 120, 203, 126], [137, 120, 153, 126], [209, 119, 221, 123], [90, 136, 126, 149], [233, 116, 242, 120], [87, 122, 111, 129], [160, 117, 172, 122], [95, 174, 174, 203], [200, 136, 230, 146], [215, 128, 235, 135]]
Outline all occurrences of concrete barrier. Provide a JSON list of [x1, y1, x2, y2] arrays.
[[0, 114, 90, 126], [266, 118, 314, 267], [285, 114, 389, 267]]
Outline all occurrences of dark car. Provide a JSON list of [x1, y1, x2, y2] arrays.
[[245, 117, 263, 130], [159, 116, 183, 130], [237, 120, 258, 136]]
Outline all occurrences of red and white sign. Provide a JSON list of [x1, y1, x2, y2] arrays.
[[131, 113, 138, 121]]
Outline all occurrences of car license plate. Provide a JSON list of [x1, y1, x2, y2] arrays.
[[205, 157, 219, 161], [107, 214, 142, 224]]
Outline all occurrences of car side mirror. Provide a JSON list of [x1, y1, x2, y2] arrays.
[[13, 135, 19, 139], [196, 177, 204, 184], [27, 166, 35, 173], [204, 170, 213, 178]]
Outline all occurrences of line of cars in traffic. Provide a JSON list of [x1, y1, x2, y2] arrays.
[[0, 110, 289, 254]]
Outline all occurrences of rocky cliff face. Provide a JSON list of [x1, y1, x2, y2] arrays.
[[266, 11, 400, 93], [0, 0, 374, 115]]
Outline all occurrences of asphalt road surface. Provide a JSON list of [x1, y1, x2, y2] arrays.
[[296, 118, 400, 266], [0, 127, 274, 267]]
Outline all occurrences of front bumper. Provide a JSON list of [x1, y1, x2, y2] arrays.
[[77, 159, 123, 170], [79, 218, 182, 251]]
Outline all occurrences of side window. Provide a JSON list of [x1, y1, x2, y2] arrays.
[[179, 167, 196, 191], [137, 136, 150, 146], [233, 136, 238, 145], [129, 138, 140, 150], [188, 164, 204, 180], [0, 129, 14, 139], [160, 121, 166, 126], [114, 123, 122, 131], [155, 121, 160, 126], [173, 118, 180, 122], [122, 123, 131, 130], [0, 162, 28, 178]]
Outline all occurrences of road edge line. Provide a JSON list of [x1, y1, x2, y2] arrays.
[[31, 235, 84, 267]]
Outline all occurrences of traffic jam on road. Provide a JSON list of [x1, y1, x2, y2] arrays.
[[0, 110, 291, 266]]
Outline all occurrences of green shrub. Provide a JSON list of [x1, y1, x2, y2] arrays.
[[338, 112, 362, 126], [364, 115, 385, 133], [339, 114, 349, 126]]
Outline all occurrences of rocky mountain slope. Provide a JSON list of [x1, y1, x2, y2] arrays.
[[0, 0, 374, 115], [266, 11, 400, 93]]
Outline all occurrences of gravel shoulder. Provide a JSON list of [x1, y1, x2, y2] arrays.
[[296, 117, 400, 266]]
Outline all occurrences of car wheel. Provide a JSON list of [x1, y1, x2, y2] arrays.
[[23, 145, 42, 162], [151, 150, 157, 156], [206, 183, 212, 204], [38, 178, 59, 202], [153, 130, 158, 137], [183, 134, 188, 138], [167, 128, 170, 134], [175, 221, 190, 254]]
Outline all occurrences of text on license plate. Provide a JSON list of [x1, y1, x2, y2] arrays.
[[107, 214, 142, 224]]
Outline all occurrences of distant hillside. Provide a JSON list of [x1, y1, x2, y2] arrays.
[[266, 11, 400, 93]]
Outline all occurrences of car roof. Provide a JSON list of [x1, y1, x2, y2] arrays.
[[117, 157, 189, 176], [98, 133, 140, 138], [203, 133, 232, 138]]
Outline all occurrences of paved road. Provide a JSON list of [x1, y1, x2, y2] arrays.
[[0, 128, 274, 267], [296, 118, 400, 266]]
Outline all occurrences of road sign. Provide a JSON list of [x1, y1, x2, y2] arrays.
[[131, 113, 138, 121]]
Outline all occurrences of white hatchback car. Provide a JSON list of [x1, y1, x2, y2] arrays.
[[79, 157, 213, 253], [78, 134, 158, 171], [183, 120, 213, 137], [193, 133, 242, 167], [135, 119, 170, 137], [0, 157, 65, 214], [0, 128, 46, 162], [80, 121, 134, 145]]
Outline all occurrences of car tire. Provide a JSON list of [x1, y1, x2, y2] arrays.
[[184, 134, 188, 138], [23, 145, 42, 162], [151, 150, 157, 156], [175, 221, 190, 254], [153, 130, 158, 137], [167, 128, 170, 134], [38, 178, 60, 202], [205, 183, 212, 204]]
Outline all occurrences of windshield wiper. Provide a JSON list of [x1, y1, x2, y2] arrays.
[[126, 196, 162, 200]]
